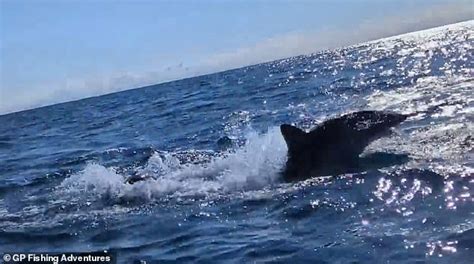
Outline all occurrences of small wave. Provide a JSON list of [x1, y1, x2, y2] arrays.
[[58, 127, 287, 203]]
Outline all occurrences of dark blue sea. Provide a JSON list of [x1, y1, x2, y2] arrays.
[[1, 22, 473, 263]]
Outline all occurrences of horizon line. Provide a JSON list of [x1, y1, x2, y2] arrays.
[[1, 19, 472, 117]]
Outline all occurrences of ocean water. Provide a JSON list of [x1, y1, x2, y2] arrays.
[[0, 21, 473, 263]]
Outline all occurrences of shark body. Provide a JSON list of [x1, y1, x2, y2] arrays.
[[280, 110, 409, 182]]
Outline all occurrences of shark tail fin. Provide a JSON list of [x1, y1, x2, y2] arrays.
[[280, 124, 307, 152]]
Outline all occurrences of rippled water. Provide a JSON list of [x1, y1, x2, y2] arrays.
[[1, 21, 473, 263]]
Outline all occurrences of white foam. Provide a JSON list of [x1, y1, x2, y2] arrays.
[[58, 127, 288, 202]]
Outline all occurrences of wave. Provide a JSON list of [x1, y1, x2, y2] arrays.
[[58, 127, 287, 203]]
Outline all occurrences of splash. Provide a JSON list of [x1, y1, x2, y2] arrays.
[[58, 127, 287, 203]]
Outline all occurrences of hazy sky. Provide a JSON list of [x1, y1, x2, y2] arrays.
[[1, 0, 472, 114]]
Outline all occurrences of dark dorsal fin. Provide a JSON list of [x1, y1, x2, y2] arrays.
[[280, 124, 307, 152]]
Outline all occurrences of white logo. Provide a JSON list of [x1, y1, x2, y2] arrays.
[[3, 254, 11, 262]]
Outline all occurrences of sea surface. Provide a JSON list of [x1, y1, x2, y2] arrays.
[[0, 21, 473, 263]]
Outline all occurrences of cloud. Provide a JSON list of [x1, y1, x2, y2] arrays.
[[1, 1, 472, 115], [200, 1, 474, 72], [0, 64, 193, 115]]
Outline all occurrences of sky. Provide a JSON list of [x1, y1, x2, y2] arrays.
[[1, 0, 472, 115]]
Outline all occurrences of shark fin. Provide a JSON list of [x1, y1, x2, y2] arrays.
[[280, 124, 307, 152]]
